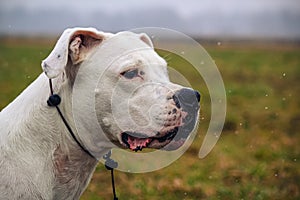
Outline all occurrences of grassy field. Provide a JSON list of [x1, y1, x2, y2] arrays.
[[0, 38, 299, 200]]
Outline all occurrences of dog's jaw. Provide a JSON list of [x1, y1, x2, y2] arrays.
[[117, 105, 199, 152], [120, 127, 178, 151]]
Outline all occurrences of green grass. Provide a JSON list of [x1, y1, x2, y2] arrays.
[[0, 38, 299, 200]]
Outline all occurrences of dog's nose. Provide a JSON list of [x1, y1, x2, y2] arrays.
[[172, 88, 200, 109]]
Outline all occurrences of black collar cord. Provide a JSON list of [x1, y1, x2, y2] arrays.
[[47, 78, 118, 200]]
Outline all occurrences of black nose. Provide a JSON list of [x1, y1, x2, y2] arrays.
[[172, 88, 200, 109]]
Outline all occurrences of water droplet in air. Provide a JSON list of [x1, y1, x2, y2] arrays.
[[282, 73, 286, 77], [213, 133, 219, 138], [265, 106, 268, 110], [217, 42, 222, 46]]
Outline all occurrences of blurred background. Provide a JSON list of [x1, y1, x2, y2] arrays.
[[1, 0, 299, 199], [1, 0, 300, 39]]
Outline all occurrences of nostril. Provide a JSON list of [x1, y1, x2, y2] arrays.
[[194, 90, 201, 102], [172, 94, 181, 108]]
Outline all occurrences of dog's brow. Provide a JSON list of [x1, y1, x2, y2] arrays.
[[121, 59, 143, 70]]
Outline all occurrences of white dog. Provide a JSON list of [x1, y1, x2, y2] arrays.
[[0, 27, 200, 199]]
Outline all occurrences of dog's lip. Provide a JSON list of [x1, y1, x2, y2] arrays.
[[121, 128, 179, 152], [120, 108, 199, 152]]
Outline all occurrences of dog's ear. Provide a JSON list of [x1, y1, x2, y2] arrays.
[[139, 33, 154, 48], [42, 28, 107, 79]]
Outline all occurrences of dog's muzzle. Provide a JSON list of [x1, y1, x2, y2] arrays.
[[121, 88, 200, 151]]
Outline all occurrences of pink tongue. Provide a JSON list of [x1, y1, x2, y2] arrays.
[[127, 137, 151, 151]]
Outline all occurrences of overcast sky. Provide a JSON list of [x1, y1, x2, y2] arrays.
[[1, 0, 300, 39]]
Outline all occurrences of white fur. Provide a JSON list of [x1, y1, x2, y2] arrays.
[[0, 27, 196, 199]]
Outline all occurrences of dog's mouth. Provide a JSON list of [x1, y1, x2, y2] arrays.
[[120, 113, 200, 152], [120, 103, 200, 151], [121, 128, 180, 152]]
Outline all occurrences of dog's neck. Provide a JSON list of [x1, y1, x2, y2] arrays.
[[0, 73, 98, 199], [50, 75, 100, 199]]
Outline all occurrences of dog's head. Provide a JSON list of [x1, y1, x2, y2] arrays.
[[42, 28, 200, 152]]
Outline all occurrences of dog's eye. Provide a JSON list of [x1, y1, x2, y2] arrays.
[[121, 69, 139, 79]]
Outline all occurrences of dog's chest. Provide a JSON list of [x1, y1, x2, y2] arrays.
[[52, 145, 98, 199]]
